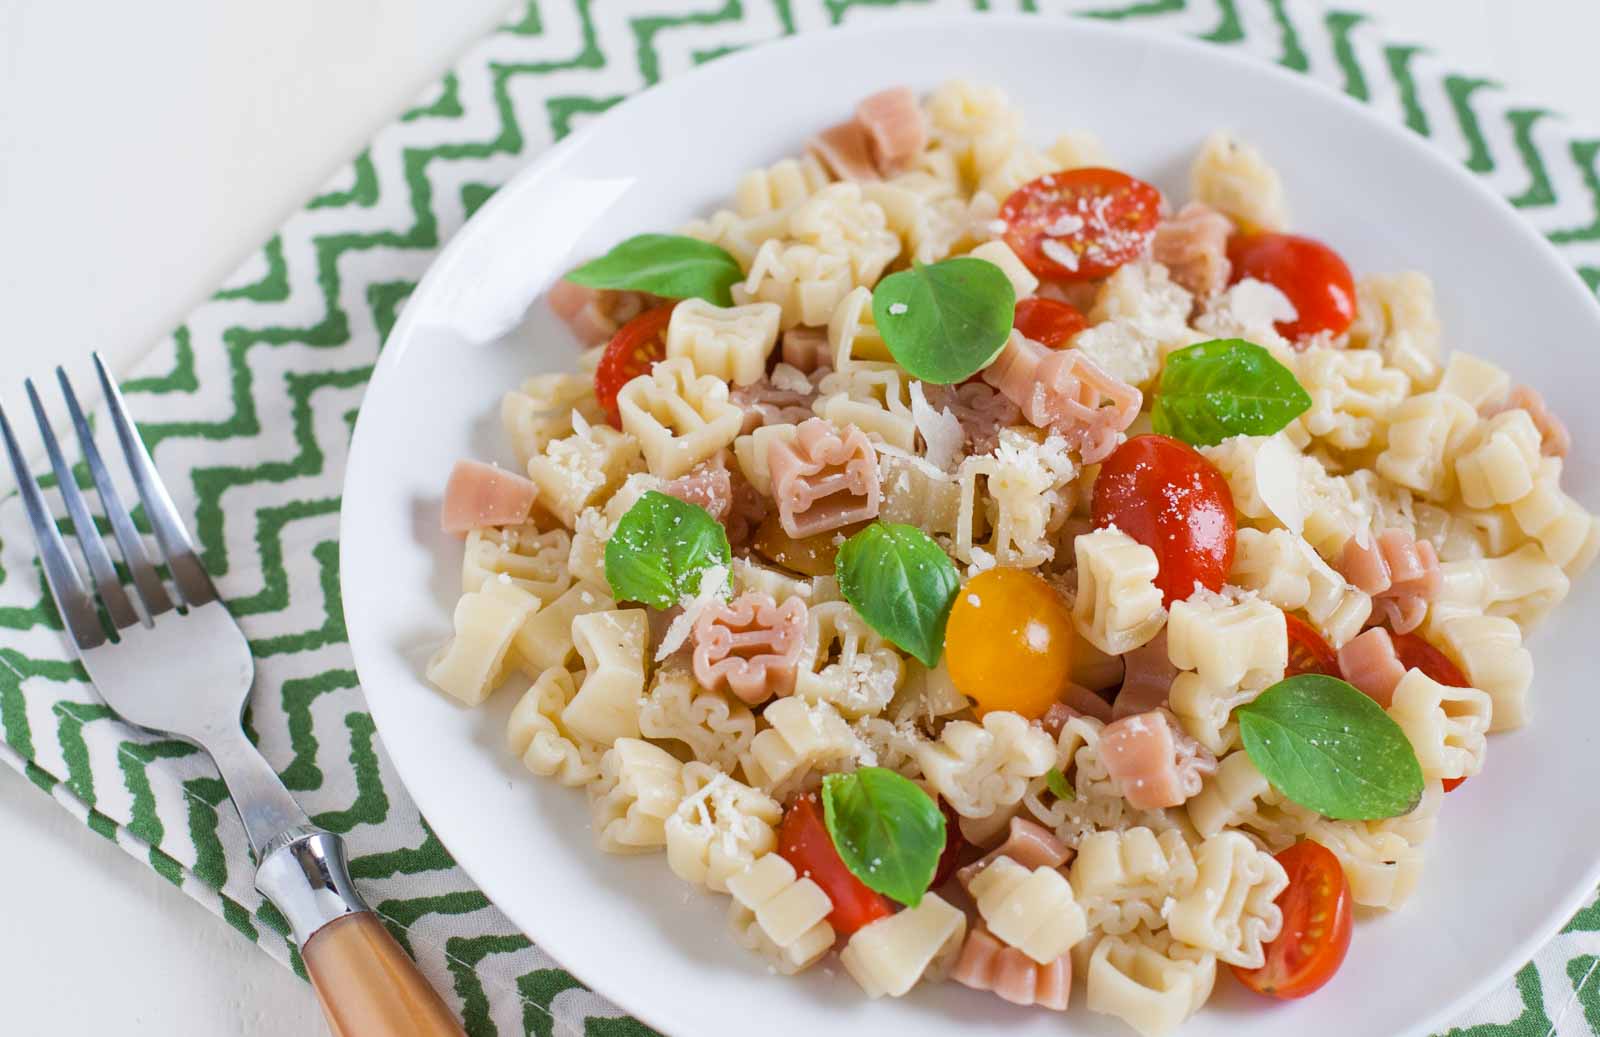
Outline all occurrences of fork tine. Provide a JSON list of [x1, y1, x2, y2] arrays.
[[91, 353, 217, 608], [56, 370, 176, 621], [0, 402, 107, 649], [26, 381, 142, 630]]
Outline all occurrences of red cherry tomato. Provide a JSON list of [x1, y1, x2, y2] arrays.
[[1092, 434, 1236, 606], [1390, 631, 1471, 792], [1001, 168, 1163, 282], [1232, 840, 1353, 999], [931, 799, 966, 889], [1285, 613, 1341, 678], [1227, 233, 1356, 343], [593, 302, 676, 427], [1013, 297, 1089, 348], [776, 794, 891, 936]]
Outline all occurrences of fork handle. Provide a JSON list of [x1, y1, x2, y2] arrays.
[[257, 828, 465, 1037]]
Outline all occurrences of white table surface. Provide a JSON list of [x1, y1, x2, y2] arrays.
[[1, 1, 1597, 1033]]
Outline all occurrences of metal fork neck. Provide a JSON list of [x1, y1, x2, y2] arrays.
[[255, 828, 371, 946]]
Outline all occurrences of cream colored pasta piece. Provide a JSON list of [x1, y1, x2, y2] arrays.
[[1184, 751, 1318, 850], [733, 239, 856, 328], [1292, 346, 1410, 452], [729, 557, 813, 604], [1455, 409, 1543, 510], [964, 239, 1039, 299], [690, 591, 807, 706], [1166, 673, 1247, 757], [1228, 528, 1313, 608], [1347, 272, 1443, 388], [1388, 667, 1493, 783], [1431, 541, 1571, 630], [506, 665, 604, 787], [968, 857, 1089, 965], [1167, 831, 1287, 969], [682, 206, 791, 271], [1437, 351, 1512, 410], [983, 332, 1142, 464], [917, 711, 1056, 819], [664, 764, 783, 893], [1430, 613, 1533, 731], [792, 599, 904, 719], [512, 581, 615, 675], [768, 417, 881, 538], [825, 285, 892, 370], [732, 154, 834, 218], [1413, 501, 1489, 563], [564, 507, 610, 587], [589, 738, 685, 854], [1088, 261, 1202, 362], [1070, 827, 1198, 937], [1167, 593, 1287, 691], [726, 853, 836, 974], [636, 664, 754, 773], [1072, 528, 1166, 656], [813, 363, 918, 451], [924, 79, 1023, 187], [664, 298, 781, 387], [787, 182, 902, 285], [851, 715, 929, 781], [1496, 384, 1571, 457], [1189, 131, 1289, 233], [1305, 820, 1423, 910], [525, 420, 645, 528], [955, 431, 1077, 568], [501, 373, 607, 468], [1151, 202, 1233, 298], [878, 448, 965, 539], [426, 582, 540, 706], [1511, 457, 1600, 576], [615, 357, 743, 480], [561, 609, 650, 747], [975, 138, 1058, 204], [461, 523, 572, 601], [1085, 931, 1217, 1037], [1045, 128, 1110, 169], [888, 656, 970, 725], [1099, 710, 1216, 811], [860, 171, 973, 266], [952, 926, 1072, 1011], [1199, 433, 1304, 534], [741, 696, 860, 800], [840, 892, 967, 998], [1374, 391, 1478, 502]]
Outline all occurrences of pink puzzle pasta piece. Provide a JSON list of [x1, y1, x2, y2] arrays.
[[725, 464, 768, 549], [546, 280, 656, 348], [691, 591, 808, 705], [855, 86, 927, 177], [1112, 631, 1175, 720], [952, 926, 1071, 1011], [662, 459, 733, 523], [924, 382, 1023, 455], [780, 327, 832, 373], [1339, 529, 1441, 634], [957, 818, 1072, 892], [729, 374, 823, 434], [1497, 385, 1571, 458], [1040, 691, 1113, 734], [808, 120, 880, 182], [981, 334, 1142, 464], [1152, 202, 1234, 299], [1337, 627, 1407, 708], [768, 418, 881, 538], [1100, 709, 1216, 810], [440, 459, 538, 535]]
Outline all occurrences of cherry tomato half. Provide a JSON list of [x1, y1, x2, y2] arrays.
[[1013, 297, 1089, 348], [1227, 233, 1356, 343], [931, 799, 967, 889], [777, 794, 891, 936], [1232, 840, 1353, 999], [1001, 168, 1163, 282], [593, 301, 676, 427], [1285, 612, 1341, 678], [1092, 435, 1236, 606], [1390, 631, 1471, 792]]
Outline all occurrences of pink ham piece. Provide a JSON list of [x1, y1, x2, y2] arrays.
[[691, 591, 808, 705], [768, 418, 881, 538], [1112, 631, 1175, 719], [1337, 627, 1408, 708], [855, 87, 927, 177], [808, 121, 880, 183], [728, 374, 823, 434], [1099, 709, 1216, 810], [1496, 385, 1571, 458], [952, 926, 1071, 1011], [661, 459, 733, 523], [440, 459, 538, 536], [981, 334, 1142, 464], [546, 280, 655, 348], [1338, 529, 1441, 635], [1152, 202, 1234, 299], [957, 817, 1072, 890]]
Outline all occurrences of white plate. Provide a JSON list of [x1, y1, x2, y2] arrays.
[[341, 16, 1600, 1037]]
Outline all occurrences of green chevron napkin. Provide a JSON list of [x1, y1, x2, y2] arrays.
[[1, 1, 1596, 1034]]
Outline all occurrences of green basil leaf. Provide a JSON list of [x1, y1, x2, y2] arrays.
[[822, 767, 945, 907], [1045, 767, 1076, 801], [1237, 673, 1425, 821], [565, 234, 743, 306], [603, 491, 732, 609], [835, 523, 960, 667], [1152, 338, 1313, 446], [872, 258, 1016, 384]]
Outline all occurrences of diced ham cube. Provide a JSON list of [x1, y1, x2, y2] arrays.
[[441, 459, 538, 536]]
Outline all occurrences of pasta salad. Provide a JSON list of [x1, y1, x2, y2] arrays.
[[427, 81, 1597, 1036]]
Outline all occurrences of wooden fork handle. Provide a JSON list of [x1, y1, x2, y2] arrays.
[[256, 828, 465, 1037], [303, 911, 465, 1037]]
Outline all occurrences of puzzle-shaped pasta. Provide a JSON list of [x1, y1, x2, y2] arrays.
[[1455, 409, 1543, 510], [589, 738, 685, 854], [1429, 613, 1533, 732], [506, 666, 604, 787], [741, 696, 861, 800], [1072, 528, 1166, 656], [768, 417, 881, 538], [665, 765, 782, 893], [512, 582, 615, 674], [1166, 593, 1286, 691], [665, 298, 782, 386], [1347, 271, 1443, 387], [501, 373, 606, 468], [951, 926, 1072, 1011], [425, 581, 540, 706], [1070, 827, 1198, 937], [1167, 831, 1287, 969], [727, 854, 836, 974], [525, 420, 644, 527], [840, 893, 967, 998], [638, 664, 756, 774], [1388, 668, 1493, 783], [983, 333, 1141, 464], [1085, 931, 1217, 1037], [616, 357, 744, 479], [793, 600, 904, 719], [461, 523, 572, 602], [561, 609, 650, 746], [1293, 346, 1409, 452], [969, 857, 1089, 965], [917, 711, 1056, 820]]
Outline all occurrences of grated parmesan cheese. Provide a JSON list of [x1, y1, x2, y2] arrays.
[[768, 362, 813, 395], [1039, 238, 1080, 272], [655, 564, 729, 661], [908, 382, 965, 472], [887, 302, 909, 316]]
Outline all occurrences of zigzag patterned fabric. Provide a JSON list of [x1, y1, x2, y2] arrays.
[[1, 1, 1597, 1034]]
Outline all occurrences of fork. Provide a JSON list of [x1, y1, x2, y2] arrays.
[[1, 355, 465, 1037]]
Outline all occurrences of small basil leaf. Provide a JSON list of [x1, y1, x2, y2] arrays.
[[822, 768, 945, 907], [835, 523, 960, 667], [1152, 338, 1313, 446], [603, 491, 732, 609], [1237, 673, 1425, 821], [1045, 767, 1076, 801], [565, 234, 743, 306], [873, 258, 1016, 384]]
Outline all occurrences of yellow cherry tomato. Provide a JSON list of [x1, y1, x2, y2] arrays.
[[944, 568, 1074, 719]]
